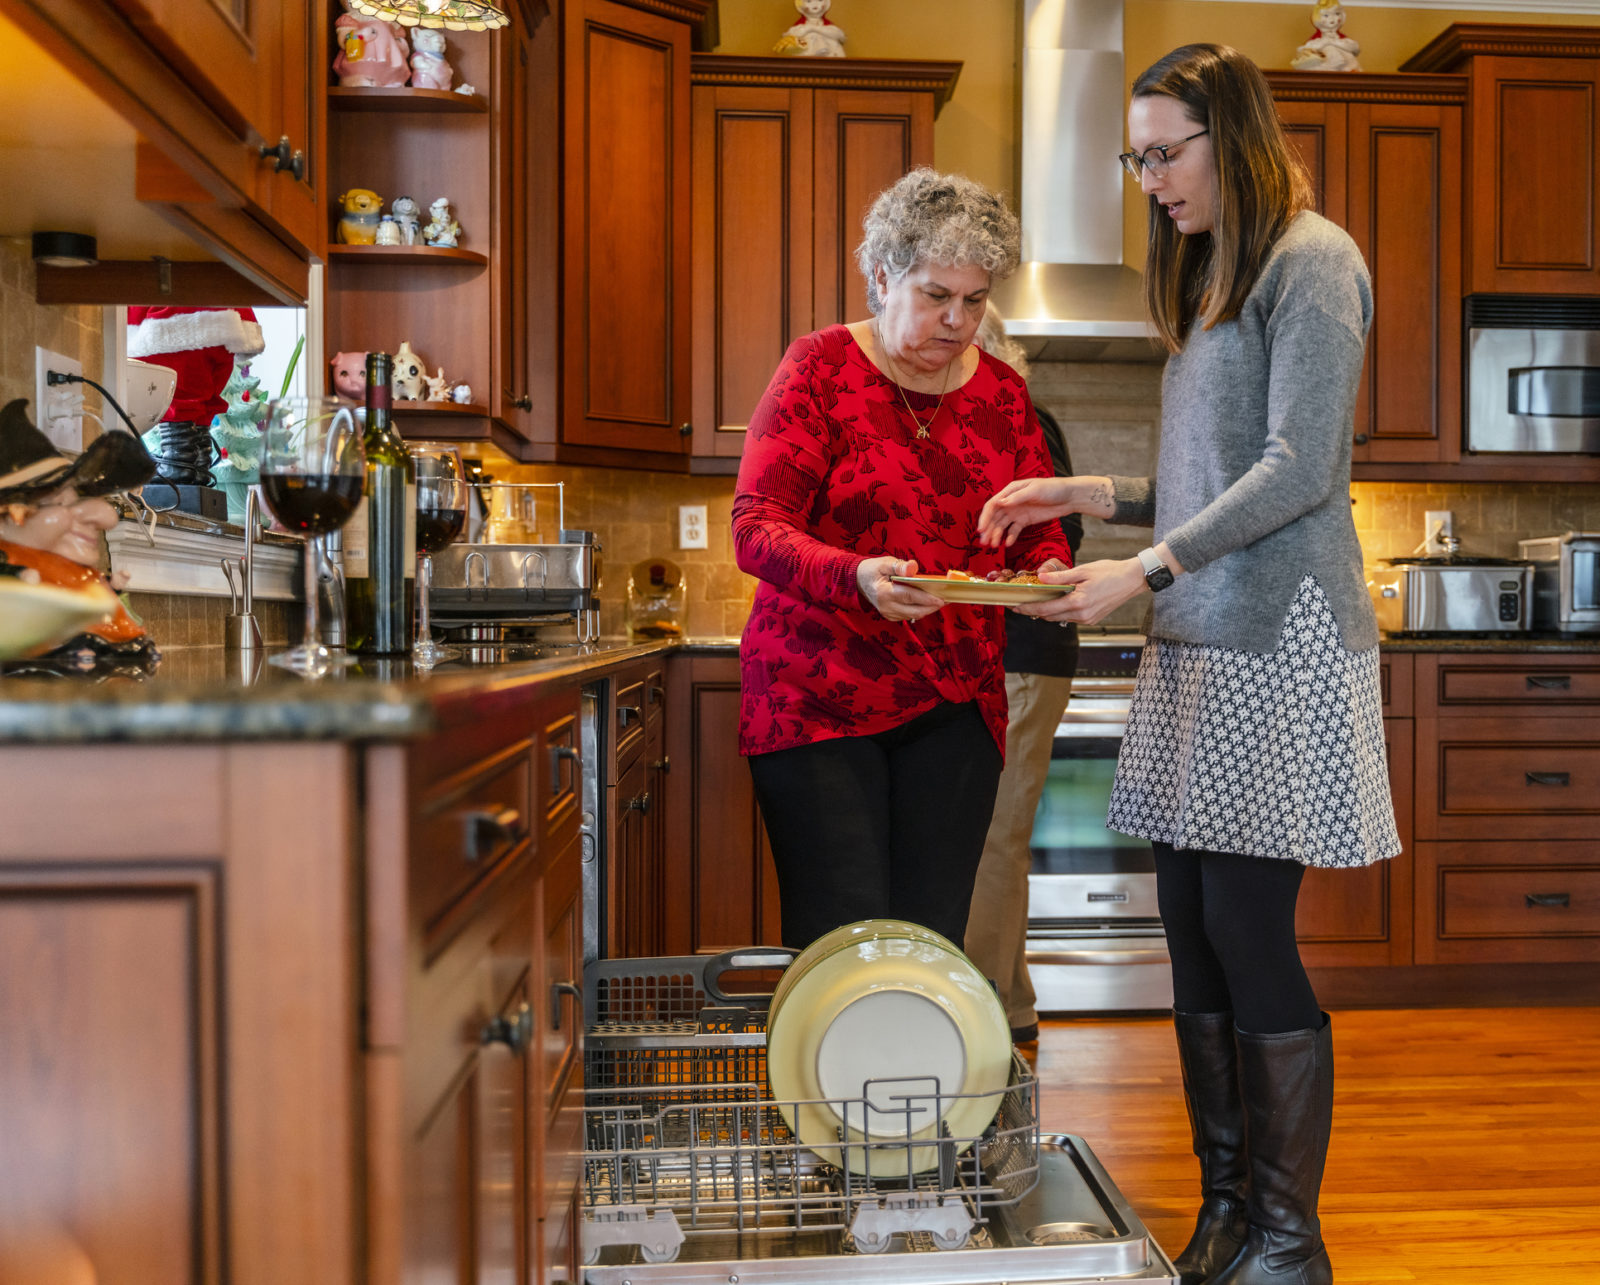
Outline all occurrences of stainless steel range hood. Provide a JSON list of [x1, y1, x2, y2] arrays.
[[990, 0, 1161, 362]]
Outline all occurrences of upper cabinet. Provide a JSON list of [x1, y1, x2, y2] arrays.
[[1404, 25, 1600, 297], [560, 0, 704, 466], [688, 55, 959, 470], [5, 0, 320, 300], [1269, 73, 1464, 467]]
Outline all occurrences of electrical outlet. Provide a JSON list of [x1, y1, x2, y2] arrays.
[[1424, 509, 1453, 555], [34, 346, 84, 453], [678, 504, 708, 550]]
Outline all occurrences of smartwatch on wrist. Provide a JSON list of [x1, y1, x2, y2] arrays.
[[1137, 547, 1175, 592]]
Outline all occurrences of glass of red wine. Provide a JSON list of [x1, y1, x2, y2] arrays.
[[259, 397, 365, 678], [411, 445, 467, 668]]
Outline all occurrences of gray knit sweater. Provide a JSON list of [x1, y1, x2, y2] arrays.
[[1111, 211, 1378, 653]]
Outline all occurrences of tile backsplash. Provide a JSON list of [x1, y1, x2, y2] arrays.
[[1351, 481, 1600, 569], [0, 236, 104, 425]]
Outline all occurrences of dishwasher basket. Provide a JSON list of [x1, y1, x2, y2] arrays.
[[581, 949, 1042, 1266]]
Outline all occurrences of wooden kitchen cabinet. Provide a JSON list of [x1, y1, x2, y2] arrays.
[[1404, 25, 1600, 297], [604, 661, 669, 957], [5, 0, 320, 299], [1269, 74, 1464, 467], [689, 56, 959, 469]]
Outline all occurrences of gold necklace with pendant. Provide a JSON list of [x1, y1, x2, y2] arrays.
[[875, 322, 954, 439]]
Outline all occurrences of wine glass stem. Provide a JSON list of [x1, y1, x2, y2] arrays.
[[418, 553, 433, 645], [302, 536, 322, 651]]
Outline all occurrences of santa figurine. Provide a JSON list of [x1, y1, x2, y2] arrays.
[[128, 306, 265, 489]]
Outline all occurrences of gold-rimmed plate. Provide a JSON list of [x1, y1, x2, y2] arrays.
[[891, 575, 1071, 606]]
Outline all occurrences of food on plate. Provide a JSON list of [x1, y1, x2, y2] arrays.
[[986, 568, 1044, 584]]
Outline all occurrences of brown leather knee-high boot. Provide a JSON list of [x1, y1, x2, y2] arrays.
[[1171, 1010, 1251, 1283]]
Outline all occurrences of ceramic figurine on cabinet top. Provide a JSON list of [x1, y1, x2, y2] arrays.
[[1292, 2, 1362, 71], [409, 28, 454, 91], [391, 195, 421, 245], [333, 0, 410, 88], [774, 0, 846, 58], [331, 352, 369, 401], [336, 188, 384, 244], [374, 213, 402, 245], [423, 197, 461, 248], [424, 367, 450, 402], [392, 341, 427, 401], [450, 383, 473, 404]]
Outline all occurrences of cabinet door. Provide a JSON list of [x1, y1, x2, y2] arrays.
[[610, 753, 649, 957], [1297, 718, 1414, 967], [1346, 103, 1462, 464], [1276, 99, 1348, 226], [1467, 57, 1600, 295], [538, 839, 584, 1284], [255, 0, 320, 252], [563, 0, 693, 457], [691, 85, 814, 458], [812, 89, 934, 327]]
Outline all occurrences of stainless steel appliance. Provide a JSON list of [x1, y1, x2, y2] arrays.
[[1518, 532, 1600, 634], [1466, 295, 1600, 453], [1026, 632, 1172, 1013], [1368, 557, 1534, 634]]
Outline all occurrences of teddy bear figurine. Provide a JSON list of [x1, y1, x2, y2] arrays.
[[423, 197, 461, 248], [390, 195, 421, 245], [337, 189, 384, 244], [392, 341, 427, 401], [409, 28, 454, 91]]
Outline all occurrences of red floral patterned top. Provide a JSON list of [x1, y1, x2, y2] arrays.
[[732, 325, 1071, 758]]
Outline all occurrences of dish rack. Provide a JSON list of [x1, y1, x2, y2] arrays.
[[581, 949, 1042, 1269]]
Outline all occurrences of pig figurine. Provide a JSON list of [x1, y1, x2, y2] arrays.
[[391, 195, 421, 246], [330, 352, 369, 401], [333, 0, 410, 88], [392, 341, 427, 401], [336, 189, 384, 244]]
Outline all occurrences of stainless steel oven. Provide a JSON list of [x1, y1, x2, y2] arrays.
[[1025, 632, 1173, 1013]]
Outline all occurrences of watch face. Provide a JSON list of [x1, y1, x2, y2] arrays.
[[1146, 564, 1175, 592]]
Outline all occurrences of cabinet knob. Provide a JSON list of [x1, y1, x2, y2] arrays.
[[258, 135, 304, 181], [1353, 433, 1369, 445], [625, 791, 652, 815], [481, 1001, 533, 1054], [678, 422, 693, 437], [512, 394, 533, 412], [651, 755, 670, 773], [550, 980, 581, 1031]]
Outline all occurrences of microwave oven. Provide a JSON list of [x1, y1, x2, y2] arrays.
[[1466, 295, 1600, 453], [1518, 532, 1600, 634]]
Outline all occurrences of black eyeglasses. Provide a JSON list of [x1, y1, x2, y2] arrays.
[[1118, 130, 1209, 180]]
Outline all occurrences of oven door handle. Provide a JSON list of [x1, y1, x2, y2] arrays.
[[1028, 948, 1170, 965]]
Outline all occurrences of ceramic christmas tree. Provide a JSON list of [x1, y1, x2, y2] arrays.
[[210, 359, 268, 524]]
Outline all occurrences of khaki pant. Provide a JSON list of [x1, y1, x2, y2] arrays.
[[964, 671, 1074, 1030]]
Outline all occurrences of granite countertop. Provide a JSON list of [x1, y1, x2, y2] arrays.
[[0, 637, 703, 743], [1379, 633, 1600, 652]]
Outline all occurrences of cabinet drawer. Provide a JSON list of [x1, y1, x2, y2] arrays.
[[1440, 866, 1600, 939], [414, 741, 533, 939], [1419, 654, 1600, 715], [1418, 717, 1600, 840], [1379, 653, 1413, 717]]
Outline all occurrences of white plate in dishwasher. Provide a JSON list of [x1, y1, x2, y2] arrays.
[[766, 918, 1011, 1175]]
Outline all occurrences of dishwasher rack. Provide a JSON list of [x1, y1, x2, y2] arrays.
[[581, 950, 1042, 1266]]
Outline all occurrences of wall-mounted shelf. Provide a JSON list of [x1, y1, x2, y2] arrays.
[[328, 86, 488, 113], [394, 401, 490, 417], [327, 245, 488, 266]]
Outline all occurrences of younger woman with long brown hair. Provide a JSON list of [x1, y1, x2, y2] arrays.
[[979, 44, 1397, 1285]]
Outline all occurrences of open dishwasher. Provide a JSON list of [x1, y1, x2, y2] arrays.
[[580, 950, 1178, 1284]]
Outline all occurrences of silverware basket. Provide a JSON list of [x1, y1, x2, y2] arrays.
[[581, 951, 1042, 1267]]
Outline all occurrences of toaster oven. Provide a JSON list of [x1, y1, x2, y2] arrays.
[[1369, 557, 1533, 634], [1518, 532, 1600, 634]]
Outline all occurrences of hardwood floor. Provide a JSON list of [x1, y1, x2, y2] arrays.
[[1032, 1007, 1600, 1283]]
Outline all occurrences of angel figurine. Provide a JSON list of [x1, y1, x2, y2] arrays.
[[1291, 2, 1362, 72], [773, 0, 846, 58]]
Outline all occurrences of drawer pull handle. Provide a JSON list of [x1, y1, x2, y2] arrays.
[[481, 1002, 533, 1054], [550, 744, 580, 793], [648, 683, 664, 705], [1525, 771, 1570, 787], [625, 790, 653, 815], [461, 805, 521, 862], [1525, 892, 1571, 909], [617, 704, 642, 728], [550, 980, 581, 1031], [1527, 675, 1571, 690]]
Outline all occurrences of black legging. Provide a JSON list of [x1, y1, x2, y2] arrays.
[[748, 700, 1003, 949], [1152, 841, 1321, 1034]]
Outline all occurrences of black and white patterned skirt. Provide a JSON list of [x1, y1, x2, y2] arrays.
[[1107, 576, 1399, 868]]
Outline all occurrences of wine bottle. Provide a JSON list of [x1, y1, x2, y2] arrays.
[[344, 352, 416, 654]]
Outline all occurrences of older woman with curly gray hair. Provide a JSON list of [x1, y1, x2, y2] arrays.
[[732, 168, 1072, 950]]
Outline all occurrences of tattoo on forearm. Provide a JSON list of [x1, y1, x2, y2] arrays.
[[1089, 482, 1112, 512]]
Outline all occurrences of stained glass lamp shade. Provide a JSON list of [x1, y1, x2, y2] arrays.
[[349, 0, 509, 30]]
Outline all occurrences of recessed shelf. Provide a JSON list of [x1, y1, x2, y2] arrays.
[[393, 401, 490, 417], [328, 245, 488, 266], [328, 86, 488, 113]]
